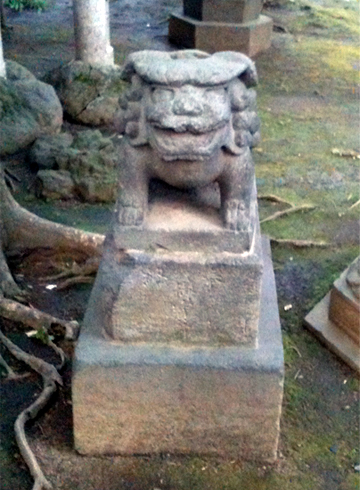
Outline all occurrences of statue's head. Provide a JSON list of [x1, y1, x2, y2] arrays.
[[116, 50, 260, 161]]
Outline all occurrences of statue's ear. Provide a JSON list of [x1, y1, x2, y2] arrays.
[[120, 54, 137, 82], [239, 63, 258, 88]]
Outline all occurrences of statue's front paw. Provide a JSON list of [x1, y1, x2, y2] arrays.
[[223, 199, 251, 233], [117, 206, 144, 226]]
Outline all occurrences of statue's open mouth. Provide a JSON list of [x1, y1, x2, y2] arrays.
[[148, 126, 229, 161]]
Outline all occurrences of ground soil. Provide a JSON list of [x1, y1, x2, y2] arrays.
[[0, 0, 359, 489]]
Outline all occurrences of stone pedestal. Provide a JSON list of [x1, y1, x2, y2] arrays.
[[72, 49, 283, 462], [73, 235, 283, 461], [82, 180, 263, 347], [168, 10, 273, 57], [305, 257, 360, 373]]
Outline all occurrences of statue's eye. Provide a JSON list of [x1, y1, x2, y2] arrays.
[[151, 88, 174, 103]]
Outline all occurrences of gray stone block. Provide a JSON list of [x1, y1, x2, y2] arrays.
[[305, 257, 360, 373], [184, 0, 263, 23], [82, 178, 263, 346], [72, 236, 284, 462], [168, 14, 273, 57]]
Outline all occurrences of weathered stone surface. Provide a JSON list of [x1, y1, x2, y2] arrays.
[[114, 50, 260, 239], [85, 177, 262, 344], [305, 257, 360, 373], [44, 61, 126, 126], [5, 60, 36, 81], [168, 14, 273, 57], [35, 169, 75, 200], [30, 133, 74, 170], [87, 219, 262, 345], [184, 0, 263, 23], [0, 61, 62, 156], [73, 236, 283, 461], [329, 257, 360, 345], [32, 130, 119, 202]]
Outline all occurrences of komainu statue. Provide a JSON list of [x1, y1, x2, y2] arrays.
[[114, 50, 260, 234]]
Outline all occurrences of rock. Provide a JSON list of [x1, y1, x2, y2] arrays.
[[35, 170, 75, 200], [30, 133, 74, 170], [72, 129, 112, 151], [75, 95, 120, 126], [75, 175, 117, 203], [0, 61, 63, 156], [69, 130, 118, 202], [32, 129, 119, 202], [5, 60, 36, 81], [44, 61, 127, 126]]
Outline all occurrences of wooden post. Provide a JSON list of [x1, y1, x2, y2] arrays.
[[73, 0, 114, 66], [0, 26, 6, 78]]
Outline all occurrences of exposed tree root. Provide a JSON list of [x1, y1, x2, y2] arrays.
[[270, 237, 330, 248], [16, 381, 56, 490], [0, 248, 25, 300], [56, 275, 95, 291], [40, 256, 100, 283], [260, 204, 316, 224], [0, 351, 30, 380], [0, 163, 104, 332], [0, 298, 79, 340], [0, 329, 64, 490], [1, 164, 104, 259], [38, 255, 100, 290], [258, 194, 294, 207], [349, 199, 360, 210], [0, 351, 16, 377]]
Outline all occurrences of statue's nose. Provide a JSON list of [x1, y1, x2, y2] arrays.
[[172, 95, 203, 116]]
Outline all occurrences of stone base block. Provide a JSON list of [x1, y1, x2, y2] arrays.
[[305, 259, 360, 373], [305, 293, 360, 374], [168, 14, 273, 57], [83, 179, 263, 346], [329, 260, 360, 345], [72, 237, 284, 462]]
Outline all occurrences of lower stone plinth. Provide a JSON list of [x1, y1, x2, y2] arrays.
[[168, 14, 273, 57], [305, 258, 360, 373], [72, 237, 284, 462]]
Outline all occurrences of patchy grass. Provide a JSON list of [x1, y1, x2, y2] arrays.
[[289, 4, 360, 39], [257, 35, 360, 97]]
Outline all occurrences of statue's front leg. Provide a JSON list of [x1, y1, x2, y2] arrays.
[[115, 140, 149, 227], [218, 149, 254, 233], [223, 199, 251, 233]]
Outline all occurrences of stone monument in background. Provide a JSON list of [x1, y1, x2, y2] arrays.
[[168, 0, 273, 57], [305, 256, 360, 373], [72, 50, 284, 462]]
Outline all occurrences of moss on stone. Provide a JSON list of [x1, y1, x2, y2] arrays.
[[0, 80, 27, 117]]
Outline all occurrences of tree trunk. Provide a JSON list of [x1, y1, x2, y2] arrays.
[[0, 20, 6, 78], [73, 0, 114, 66]]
